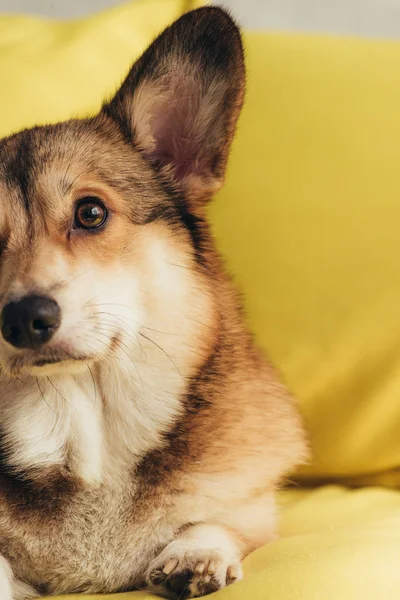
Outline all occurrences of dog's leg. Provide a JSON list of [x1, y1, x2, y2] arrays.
[[0, 555, 39, 600], [146, 523, 245, 599], [12, 579, 39, 600], [0, 556, 13, 600]]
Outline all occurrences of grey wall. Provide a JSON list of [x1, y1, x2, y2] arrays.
[[0, 0, 122, 18], [225, 0, 400, 37], [0, 0, 400, 38]]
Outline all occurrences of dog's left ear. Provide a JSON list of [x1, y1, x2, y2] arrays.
[[102, 7, 245, 207]]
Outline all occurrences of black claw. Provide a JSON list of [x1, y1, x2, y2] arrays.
[[150, 568, 168, 586], [196, 574, 221, 596]]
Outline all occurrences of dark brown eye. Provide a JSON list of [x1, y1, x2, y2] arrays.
[[75, 198, 107, 229]]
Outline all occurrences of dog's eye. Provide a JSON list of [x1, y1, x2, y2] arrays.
[[74, 198, 107, 229]]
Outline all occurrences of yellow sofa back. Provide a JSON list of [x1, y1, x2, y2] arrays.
[[213, 32, 400, 485]]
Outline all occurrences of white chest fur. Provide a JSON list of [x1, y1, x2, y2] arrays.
[[0, 344, 185, 484]]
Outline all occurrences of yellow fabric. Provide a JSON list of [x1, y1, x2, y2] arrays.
[[1, 1, 400, 599], [0, 0, 204, 137], [211, 33, 400, 485]]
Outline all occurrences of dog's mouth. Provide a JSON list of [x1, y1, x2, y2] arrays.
[[32, 354, 85, 367], [3, 331, 122, 376], [5, 347, 93, 376]]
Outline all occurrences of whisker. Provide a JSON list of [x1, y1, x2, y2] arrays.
[[61, 169, 82, 196], [83, 332, 144, 387], [91, 312, 137, 336], [90, 307, 179, 337], [108, 333, 141, 362], [114, 338, 144, 388], [46, 376, 72, 409], [55, 268, 93, 292], [91, 303, 134, 310], [84, 294, 102, 309], [138, 331, 182, 378], [84, 314, 143, 354], [36, 377, 57, 414], [167, 261, 192, 271], [87, 365, 97, 408]]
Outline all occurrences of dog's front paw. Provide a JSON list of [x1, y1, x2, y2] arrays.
[[147, 545, 242, 599], [147, 523, 243, 598]]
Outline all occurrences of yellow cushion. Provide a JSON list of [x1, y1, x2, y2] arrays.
[[0, 0, 203, 137], [211, 33, 400, 485]]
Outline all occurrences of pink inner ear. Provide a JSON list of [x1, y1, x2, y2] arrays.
[[145, 74, 221, 183], [150, 88, 202, 179]]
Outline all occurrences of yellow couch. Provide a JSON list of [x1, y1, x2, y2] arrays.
[[2, 1, 400, 598]]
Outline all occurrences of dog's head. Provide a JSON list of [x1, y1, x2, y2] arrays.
[[0, 7, 244, 377]]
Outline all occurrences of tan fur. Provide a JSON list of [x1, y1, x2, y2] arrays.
[[0, 7, 308, 599]]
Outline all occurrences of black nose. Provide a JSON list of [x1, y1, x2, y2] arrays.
[[0, 295, 61, 350]]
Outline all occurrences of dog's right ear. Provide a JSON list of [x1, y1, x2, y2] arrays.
[[102, 7, 245, 208]]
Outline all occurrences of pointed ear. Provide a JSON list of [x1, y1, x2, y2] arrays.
[[102, 7, 245, 207]]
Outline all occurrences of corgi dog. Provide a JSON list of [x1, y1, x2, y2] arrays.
[[0, 7, 307, 600]]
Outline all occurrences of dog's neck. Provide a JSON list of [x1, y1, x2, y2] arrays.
[[0, 338, 187, 485]]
